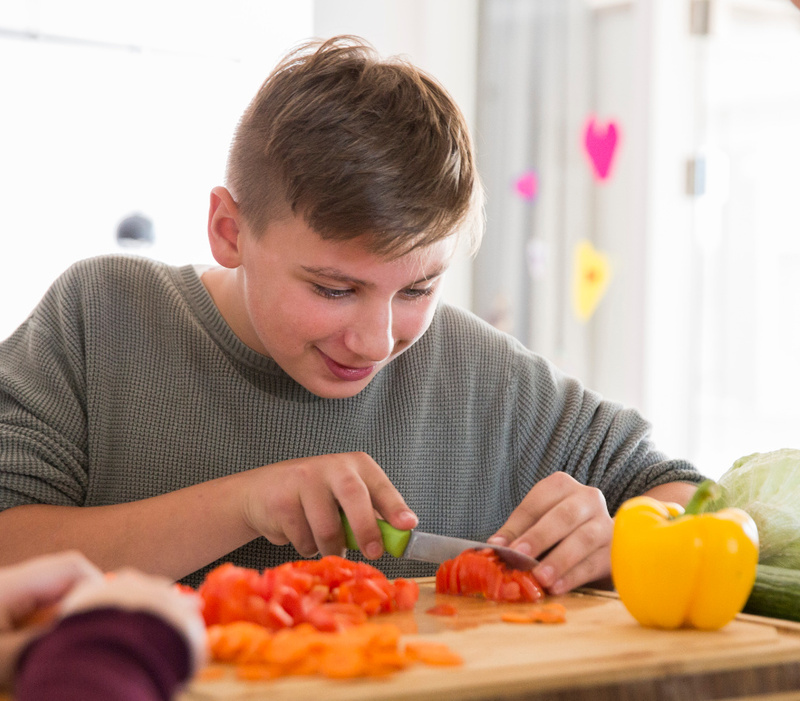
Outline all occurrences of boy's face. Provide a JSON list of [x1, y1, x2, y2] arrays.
[[224, 212, 455, 399]]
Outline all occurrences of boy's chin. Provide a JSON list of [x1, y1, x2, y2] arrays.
[[298, 375, 375, 399]]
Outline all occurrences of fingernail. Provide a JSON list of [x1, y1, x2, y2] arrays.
[[512, 542, 532, 556], [536, 564, 555, 587], [400, 510, 418, 528], [365, 541, 383, 559], [550, 579, 567, 596], [487, 535, 508, 546]]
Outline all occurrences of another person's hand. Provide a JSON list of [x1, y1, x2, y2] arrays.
[[489, 472, 613, 595], [242, 452, 418, 561], [0, 551, 102, 688], [58, 569, 207, 673]]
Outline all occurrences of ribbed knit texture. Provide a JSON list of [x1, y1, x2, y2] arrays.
[[0, 255, 703, 587], [14, 608, 191, 701]]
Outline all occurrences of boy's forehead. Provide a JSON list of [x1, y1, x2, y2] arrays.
[[300, 253, 451, 287], [257, 210, 457, 269], [305, 234, 455, 278]]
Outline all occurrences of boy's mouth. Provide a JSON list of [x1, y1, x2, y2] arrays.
[[317, 350, 375, 382]]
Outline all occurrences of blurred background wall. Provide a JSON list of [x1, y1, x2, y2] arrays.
[[1, 0, 798, 478]]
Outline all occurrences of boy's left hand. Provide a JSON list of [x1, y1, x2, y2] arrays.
[[488, 472, 613, 595]]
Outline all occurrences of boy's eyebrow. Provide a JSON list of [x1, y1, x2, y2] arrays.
[[301, 265, 447, 287]]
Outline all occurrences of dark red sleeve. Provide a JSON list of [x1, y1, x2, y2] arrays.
[[14, 608, 193, 701]]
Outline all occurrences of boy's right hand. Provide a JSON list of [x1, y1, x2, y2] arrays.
[[242, 452, 417, 560]]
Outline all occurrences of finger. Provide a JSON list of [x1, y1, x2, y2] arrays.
[[270, 494, 318, 558], [0, 552, 102, 627], [525, 486, 607, 556], [489, 473, 579, 546], [331, 460, 389, 560], [284, 523, 319, 558], [541, 544, 612, 596], [299, 489, 348, 558], [353, 454, 417, 533], [531, 513, 613, 590]]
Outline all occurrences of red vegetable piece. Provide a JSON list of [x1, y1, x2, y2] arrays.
[[434, 548, 544, 603], [393, 578, 419, 611], [198, 556, 420, 632], [426, 603, 458, 616]]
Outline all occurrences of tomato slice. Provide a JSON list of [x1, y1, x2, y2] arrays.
[[435, 560, 451, 592], [426, 603, 458, 616], [434, 548, 544, 603], [198, 556, 420, 632]]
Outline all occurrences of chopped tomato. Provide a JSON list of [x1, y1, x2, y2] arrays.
[[393, 578, 420, 611], [425, 603, 458, 616], [335, 577, 392, 615], [303, 602, 368, 632], [198, 556, 420, 631], [434, 548, 544, 603]]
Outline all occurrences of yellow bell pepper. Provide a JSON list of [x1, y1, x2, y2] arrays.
[[611, 480, 759, 631]]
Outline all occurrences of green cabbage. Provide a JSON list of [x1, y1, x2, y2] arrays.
[[707, 448, 800, 568]]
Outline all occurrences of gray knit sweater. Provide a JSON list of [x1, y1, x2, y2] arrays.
[[0, 255, 702, 586]]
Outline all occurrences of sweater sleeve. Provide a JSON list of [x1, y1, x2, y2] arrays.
[[0, 262, 91, 509], [512, 349, 704, 516], [14, 608, 193, 701]]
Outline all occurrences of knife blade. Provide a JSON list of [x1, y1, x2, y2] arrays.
[[341, 514, 538, 571]]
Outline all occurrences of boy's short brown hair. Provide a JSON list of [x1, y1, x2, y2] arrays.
[[226, 35, 483, 258]]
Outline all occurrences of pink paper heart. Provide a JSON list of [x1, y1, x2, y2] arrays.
[[514, 170, 538, 201], [583, 117, 619, 181]]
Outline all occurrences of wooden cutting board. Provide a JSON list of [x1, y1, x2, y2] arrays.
[[181, 579, 800, 701]]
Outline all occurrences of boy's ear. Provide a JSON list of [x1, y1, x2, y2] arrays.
[[207, 186, 244, 268]]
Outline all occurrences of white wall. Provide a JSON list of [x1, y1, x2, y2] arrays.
[[0, 0, 313, 340], [0, 0, 479, 341], [636, 0, 700, 463]]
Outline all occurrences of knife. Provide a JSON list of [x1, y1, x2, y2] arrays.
[[340, 514, 538, 571]]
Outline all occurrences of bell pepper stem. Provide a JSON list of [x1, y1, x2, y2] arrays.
[[683, 479, 722, 515]]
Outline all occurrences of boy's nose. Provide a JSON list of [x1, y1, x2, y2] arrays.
[[344, 305, 395, 363]]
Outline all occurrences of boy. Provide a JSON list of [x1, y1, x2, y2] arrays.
[[0, 36, 702, 592]]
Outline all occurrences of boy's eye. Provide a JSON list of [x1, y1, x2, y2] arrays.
[[312, 283, 436, 300], [401, 286, 435, 300], [313, 284, 352, 299]]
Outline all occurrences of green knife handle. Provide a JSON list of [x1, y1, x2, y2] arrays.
[[340, 513, 411, 558]]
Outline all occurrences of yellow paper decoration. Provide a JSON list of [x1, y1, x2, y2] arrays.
[[573, 240, 611, 321]]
